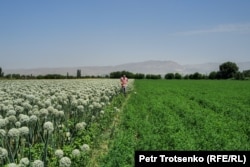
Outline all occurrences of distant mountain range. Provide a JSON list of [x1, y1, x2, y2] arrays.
[[4, 60, 250, 76]]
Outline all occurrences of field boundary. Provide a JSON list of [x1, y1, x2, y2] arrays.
[[87, 92, 132, 167]]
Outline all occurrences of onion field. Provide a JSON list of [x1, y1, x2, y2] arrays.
[[0, 79, 133, 167], [100, 80, 250, 166]]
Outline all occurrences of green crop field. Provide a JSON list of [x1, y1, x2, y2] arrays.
[[100, 80, 250, 167]]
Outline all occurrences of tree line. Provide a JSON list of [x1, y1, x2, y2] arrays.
[[0, 62, 249, 80], [110, 62, 249, 80]]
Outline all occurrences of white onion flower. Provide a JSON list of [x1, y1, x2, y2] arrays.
[[75, 122, 86, 131], [15, 121, 21, 128], [23, 102, 32, 110], [58, 111, 64, 117], [47, 106, 54, 113], [56, 104, 62, 110], [29, 115, 38, 124], [15, 106, 24, 113], [43, 121, 54, 133], [82, 100, 88, 106], [52, 109, 59, 117], [65, 132, 70, 137], [103, 95, 109, 102], [6, 110, 16, 116], [59, 157, 71, 167], [8, 128, 20, 138], [7, 115, 17, 123], [77, 105, 84, 111], [55, 149, 64, 159], [4, 118, 9, 125], [19, 126, 29, 136], [57, 124, 65, 129], [0, 118, 7, 128], [19, 114, 30, 124], [71, 100, 78, 107], [33, 110, 40, 117], [80, 144, 90, 152], [88, 105, 94, 110], [0, 129, 6, 137], [6, 163, 18, 167], [32, 160, 44, 167], [71, 149, 80, 158], [0, 147, 8, 159], [39, 108, 48, 118], [19, 157, 30, 167], [44, 100, 51, 107]]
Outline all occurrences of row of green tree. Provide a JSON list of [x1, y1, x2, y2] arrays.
[[0, 68, 109, 79], [110, 62, 249, 80], [0, 62, 249, 80]]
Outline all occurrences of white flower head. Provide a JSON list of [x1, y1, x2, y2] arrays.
[[32, 160, 44, 167], [43, 121, 54, 133], [6, 163, 18, 167], [29, 115, 38, 124], [77, 105, 84, 111], [65, 132, 70, 137], [75, 122, 86, 131], [15, 121, 21, 128], [8, 128, 20, 138], [71, 149, 80, 158], [59, 157, 71, 167], [39, 108, 48, 118], [58, 111, 64, 117], [19, 126, 29, 136], [80, 144, 90, 152], [7, 115, 17, 123], [55, 149, 64, 159], [0, 147, 8, 159], [0, 129, 6, 137], [19, 157, 30, 167], [6, 110, 16, 116], [0, 118, 7, 128], [19, 114, 30, 125]]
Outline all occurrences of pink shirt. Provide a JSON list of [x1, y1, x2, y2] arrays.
[[120, 77, 128, 86]]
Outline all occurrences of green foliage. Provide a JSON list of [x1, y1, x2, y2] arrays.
[[101, 80, 250, 166], [134, 73, 145, 79], [234, 71, 245, 80], [189, 72, 203, 79], [0, 67, 4, 77], [110, 71, 135, 78], [219, 61, 239, 79], [174, 73, 182, 79], [164, 73, 174, 79], [208, 71, 217, 79], [145, 74, 161, 79], [77, 69, 81, 78], [243, 69, 250, 79]]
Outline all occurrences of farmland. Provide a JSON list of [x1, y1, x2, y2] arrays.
[[0, 79, 133, 166], [100, 80, 250, 166], [0, 79, 249, 167]]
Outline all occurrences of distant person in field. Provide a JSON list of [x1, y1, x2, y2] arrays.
[[120, 75, 128, 95]]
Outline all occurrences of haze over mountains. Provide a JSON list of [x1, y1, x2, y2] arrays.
[[4, 60, 250, 76]]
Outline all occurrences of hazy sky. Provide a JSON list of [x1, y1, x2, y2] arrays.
[[1, 0, 250, 69]]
